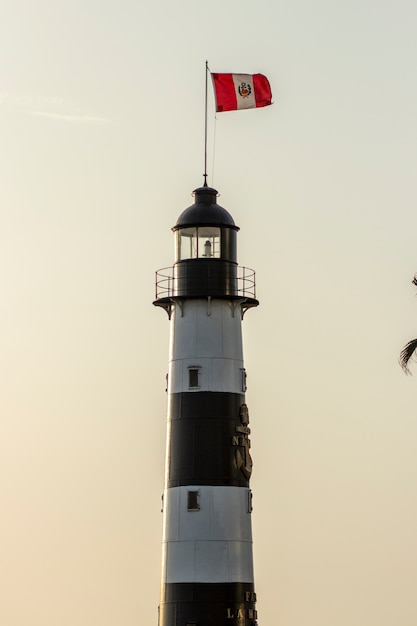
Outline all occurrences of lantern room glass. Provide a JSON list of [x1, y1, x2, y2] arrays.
[[176, 226, 221, 261]]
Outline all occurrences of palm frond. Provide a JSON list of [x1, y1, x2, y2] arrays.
[[399, 338, 417, 374]]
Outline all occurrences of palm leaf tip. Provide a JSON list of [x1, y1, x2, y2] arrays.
[[399, 338, 417, 374]]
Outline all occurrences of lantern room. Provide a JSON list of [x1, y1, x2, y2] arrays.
[[154, 185, 258, 314], [173, 186, 238, 263]]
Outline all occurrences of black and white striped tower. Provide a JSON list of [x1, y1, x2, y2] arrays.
[[154, 185, 259, 626]]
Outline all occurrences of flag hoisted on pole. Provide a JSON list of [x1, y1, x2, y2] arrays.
[[203, 64, 273, 185], [211, 72, 273, 112]]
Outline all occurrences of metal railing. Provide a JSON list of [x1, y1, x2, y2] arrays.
[[155, 265, 256, 300]]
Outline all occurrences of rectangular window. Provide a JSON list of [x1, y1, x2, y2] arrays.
[[248, 490, 253, 513], [197, 226, 221, 258], [188, 367, 200, 388], [187, 491, 200, 511], [176, 226, 221, 261], [240, 368, 247, 392], [177, 227, 198, 260]]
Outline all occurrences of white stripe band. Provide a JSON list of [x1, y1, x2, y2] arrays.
[[168, 300, 245, 394], [170, 300, 243, 361], [231, 74, 257, 110], [161, 486, 254, 583]]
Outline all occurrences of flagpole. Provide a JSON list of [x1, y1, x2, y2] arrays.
[[204, 60, 208, 187]]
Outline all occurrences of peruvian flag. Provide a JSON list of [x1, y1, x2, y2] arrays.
[[211, 73, 272, 112]]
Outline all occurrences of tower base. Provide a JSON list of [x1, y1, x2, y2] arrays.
[[159, 582, 258, 626]]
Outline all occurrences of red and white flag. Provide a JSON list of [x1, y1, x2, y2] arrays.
[[211, 73, 272, 113]]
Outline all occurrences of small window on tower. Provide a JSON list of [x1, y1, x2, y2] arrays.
[[187, 491, 200, 511], [240, 368, 247, 392], [188, 367, 200, 388], [248, 490, 253, 513]]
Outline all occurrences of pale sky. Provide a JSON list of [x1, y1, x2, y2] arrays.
[[1, 1, 417, 625]]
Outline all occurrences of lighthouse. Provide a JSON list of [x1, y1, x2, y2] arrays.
[[154, 185, 259, 626]]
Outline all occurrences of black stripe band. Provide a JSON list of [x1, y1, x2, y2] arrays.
[[167, 392, 251, 487], [160, 582, 258, 626], [169, 392, 245, 421]]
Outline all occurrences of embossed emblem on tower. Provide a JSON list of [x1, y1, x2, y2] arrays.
[[233, 403, 253, 479]]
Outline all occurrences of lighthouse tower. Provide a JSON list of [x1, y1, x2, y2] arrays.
[[154, 185, 259, 626]]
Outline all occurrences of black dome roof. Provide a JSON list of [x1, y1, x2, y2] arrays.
[[173, 186, 239, 231]]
